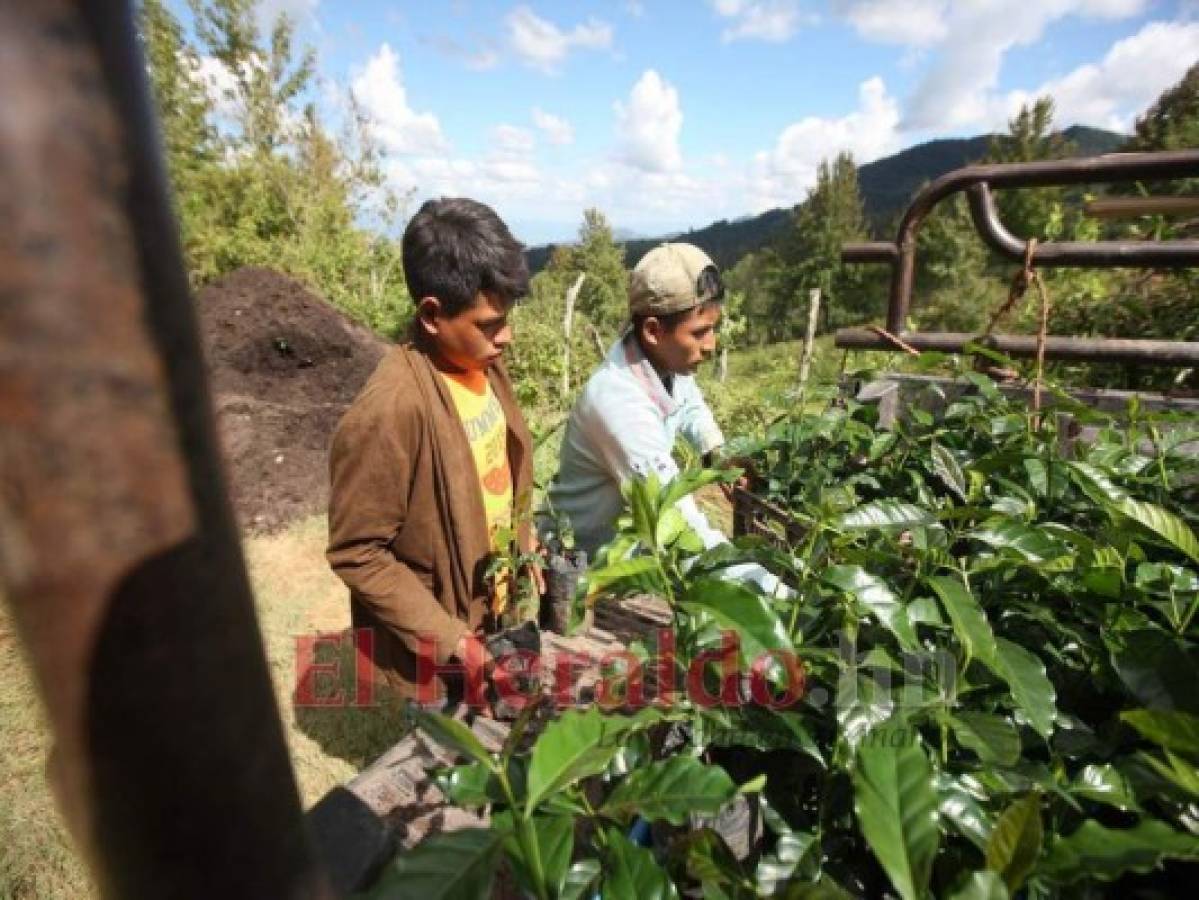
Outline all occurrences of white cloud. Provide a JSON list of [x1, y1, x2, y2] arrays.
[[832, 1, 1151, 131], [482, 159, 543, 185], [894, 0, 1151, 130], [710, 0, 803, 43], [1002, 20, 1199, 131], [749, 76, 900, 209], [532, 108, 575, 145], [351, 44, 447, 155], [624, 1, 646, 17], [834, 0, 949, 47], [614, 70, 684, 172], [492, 124, 537, 155], [506, 5, 614, 73]]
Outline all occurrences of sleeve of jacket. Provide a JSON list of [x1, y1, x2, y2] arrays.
[[326, 389, 469, 664], [676, 376, 724, 456], [580, 390, 727, 551]]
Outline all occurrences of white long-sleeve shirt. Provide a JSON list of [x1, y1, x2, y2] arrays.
[[545, 333, 727, 557]]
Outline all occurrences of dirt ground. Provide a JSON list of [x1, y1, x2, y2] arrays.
[[197, 267, 388, 532]]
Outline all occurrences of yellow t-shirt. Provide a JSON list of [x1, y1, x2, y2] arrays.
[[441, 370, 513, 607]]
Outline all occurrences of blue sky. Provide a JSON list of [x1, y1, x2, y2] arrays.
[[178, 1, 1199, 244]]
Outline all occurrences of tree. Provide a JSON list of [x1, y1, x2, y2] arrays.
[[1127, 62, 1199, 154], [985, 98, 1074, 241], [187, 0, 315, 156], [772, 152, 870, 333], [138, 0, 218, 263], [556, 209, 629, 339], [138, 0, 410, 335]]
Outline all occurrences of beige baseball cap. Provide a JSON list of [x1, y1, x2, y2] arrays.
[[628, 242, 724, 317]]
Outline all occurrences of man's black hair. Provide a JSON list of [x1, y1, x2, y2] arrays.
[[402, 197, 529, 317]]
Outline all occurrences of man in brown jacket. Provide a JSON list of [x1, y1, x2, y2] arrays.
[[327, 197, 538, 704]]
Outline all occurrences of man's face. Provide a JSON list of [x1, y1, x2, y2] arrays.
[[644, 302, 722, 376], [418, 291, 513, 373]]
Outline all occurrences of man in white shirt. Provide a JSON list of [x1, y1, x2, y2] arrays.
[[545, 243, 768, 579]]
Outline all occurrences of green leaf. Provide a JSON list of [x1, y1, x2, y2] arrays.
[[837, 673, 896, 756], [1069, 764, 1140, 812], [603, 827, 679, 899], [433, 762, 501, 808], [659, 467, 730, 514], [680, 576, 792, 666], [907, 597, 945, 627], [625, 474, 660, 546], [560, 860, 602, 900], [675, 827, 746, 889], [493, 811, 574, 898], [1116, 497, 1199, 564], [1067, 462, 1129, 505], [524, 708, 654, 812], [946, 712, 1021, 766], [1122, 709, 1199, 756], [839, 500, 936, 531], [948, 871, 1010, 900], [601, 756, 738, 825], [1140, 748, 1199, 797], [1039, 819, 1199, 884], [985, 793, 1042, 893], [755, 830, 819, 893], [936, 773, 993, 851], [1107, 629, 1199, 714], [824, 565, 918, 653], [927, 576, 998, 669], [932, 442, 968, 500], [366, 828, 502, 899], [853, 719, 940, 900], [994, 638, 1057, 740], [582, 554, 666, 597], [970, 521, 1072, 566], [1069, 465, 1199, 563], [411, 709, 496, 771]]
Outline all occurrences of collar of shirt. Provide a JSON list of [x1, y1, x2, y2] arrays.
[[616, 333, 677, 418]]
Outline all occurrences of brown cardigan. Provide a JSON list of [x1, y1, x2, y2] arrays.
[[326, 343, 534, 699]]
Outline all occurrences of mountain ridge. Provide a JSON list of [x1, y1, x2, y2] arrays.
[[526, 125, 1124, 274]]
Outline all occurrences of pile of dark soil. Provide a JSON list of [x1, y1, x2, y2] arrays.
[[197, 267, 389, 532]]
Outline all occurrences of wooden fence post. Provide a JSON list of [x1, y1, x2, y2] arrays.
[[797, 288, 822, 406], [562, 273, 585, 396]]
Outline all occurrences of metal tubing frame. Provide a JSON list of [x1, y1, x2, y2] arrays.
[[837, 150, 1199, 358]]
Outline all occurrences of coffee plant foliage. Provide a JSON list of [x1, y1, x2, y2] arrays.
[[379, 363, 1199, 897]]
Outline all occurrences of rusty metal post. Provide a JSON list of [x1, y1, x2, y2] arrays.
[[0, 2, 331, 897]]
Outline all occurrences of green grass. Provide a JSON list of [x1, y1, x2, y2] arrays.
[[0, 612, 92, 899]]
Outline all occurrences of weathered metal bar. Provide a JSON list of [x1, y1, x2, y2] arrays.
[[0, 2, 331, 897], [1085, 195, 1199, 219], [835, 328, 1199, 366], [841, 241, 899, 263], [967, 182, 1199, 266]]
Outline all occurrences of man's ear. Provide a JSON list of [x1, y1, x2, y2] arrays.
[[416, 296, 441, 336], [640, 316, 662, 348]]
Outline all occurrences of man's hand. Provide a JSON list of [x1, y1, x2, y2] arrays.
[[704, 450, 755, 503], [453, 632, 496, 717], [521, 540, 547, 598]]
